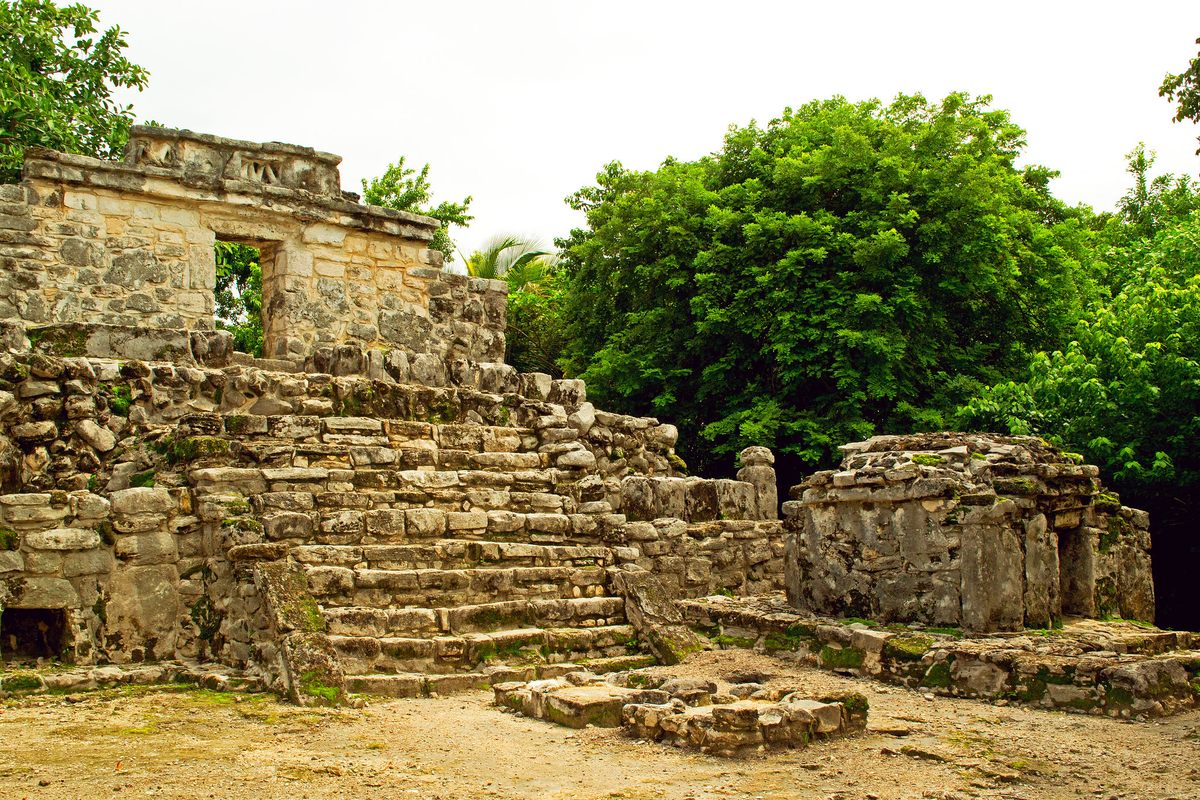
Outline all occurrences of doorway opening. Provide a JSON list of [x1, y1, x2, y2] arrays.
[[213, 240, 269, 357], [1, 607, 68, 662]]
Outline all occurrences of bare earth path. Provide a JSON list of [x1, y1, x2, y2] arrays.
[[2, 651, 1196, 800]]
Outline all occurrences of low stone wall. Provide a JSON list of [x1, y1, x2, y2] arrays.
[[615, 518, 785, 598], [680, 594, 1199, 719], [783, 433, 1154, 632]]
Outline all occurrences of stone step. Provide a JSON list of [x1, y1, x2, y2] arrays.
[[306, 564, 610, 608], [232, 439, 548, 471], [198, 414, 537, 452], [344, 653, 659, 698], [324, 596, 627, 638], [331, 624, 640, 675], [293, 540, 613, 571], [279, 508, 618, 546]]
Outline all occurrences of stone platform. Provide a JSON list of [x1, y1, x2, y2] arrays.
[[493, 667, 867, 758], [680, 593, 1200, 718]]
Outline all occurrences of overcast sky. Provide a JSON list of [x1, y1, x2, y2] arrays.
[[91, 0, 1200, 263]]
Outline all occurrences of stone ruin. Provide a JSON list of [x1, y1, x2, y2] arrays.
[[0, 128, 1183, 731], [783, 433, 1155, 633], [0, 128, 783, 702]]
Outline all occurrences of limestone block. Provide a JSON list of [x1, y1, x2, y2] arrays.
[[405, 508, 446, 537], [63, 548, 114, 577], [110, 487, 174, 515], [0, 550, 25, 572], [105, 563, 180, 659], [8, 576, 79, 608], [25, 527, 101, 550], [114, 531, 178, 564]]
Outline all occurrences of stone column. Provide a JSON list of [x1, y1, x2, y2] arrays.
[[736, 446, 778, 520]]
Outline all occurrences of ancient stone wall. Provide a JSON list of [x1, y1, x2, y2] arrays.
[[1, 128, 506, 363], [783, 434, 1155, 632]]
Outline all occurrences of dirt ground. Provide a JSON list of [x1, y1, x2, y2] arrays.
[[1, 651, 1196, 800]]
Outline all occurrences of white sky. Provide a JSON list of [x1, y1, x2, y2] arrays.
[[91, 0, 1200, 263]]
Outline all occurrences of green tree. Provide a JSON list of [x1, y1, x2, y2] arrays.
[[0, 0, 148, 182], [213, 241, 263, 357], [557, 93, 1096, 475], [361, 156, 472, 257], [1160, 37, 1200, 154]]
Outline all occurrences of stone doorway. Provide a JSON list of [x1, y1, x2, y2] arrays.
[[213, 239, 276, 358], [1, 607, 68, 661]]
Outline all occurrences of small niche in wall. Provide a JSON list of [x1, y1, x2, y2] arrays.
[[1, 608, 67, 662]]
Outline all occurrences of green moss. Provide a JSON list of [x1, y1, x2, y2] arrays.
[[158, 435, 231, 465], [1060, 451, 1085, 464], [667, 452, 688, 474], [970, 451, 988, 461], [27, 325, 88, 357], [0, 527, 18, 551], [920, 661, 953, 688], [223, 416, 258, 434], [883, 634, 934, 662], [105, 384, 133, 416], [298, 670, 341, 704], [86, 473, 99, 492], [764, 623, 819, 653], [912, 453, 944, 466], [819, 645, 865, 670], [923, 626, 963, 638], [129, 469, 156, 488], [2, 671, 43, 692]]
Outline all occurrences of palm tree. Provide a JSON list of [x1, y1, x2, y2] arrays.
[[461, 235, 557, 287]]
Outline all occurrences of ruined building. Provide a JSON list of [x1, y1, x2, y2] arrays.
[[0, 128, 1155, 703]]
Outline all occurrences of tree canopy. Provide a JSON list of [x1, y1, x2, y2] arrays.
[[361, 157, 472, 258], [556, 93, 1096, 474], [0, 0, 148, 182]]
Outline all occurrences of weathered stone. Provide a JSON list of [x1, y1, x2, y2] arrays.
[[25, 527, 100, 551]]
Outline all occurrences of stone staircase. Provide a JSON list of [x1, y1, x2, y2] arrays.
[[0, 343, 782, 702], [180, 403, 664, 697]]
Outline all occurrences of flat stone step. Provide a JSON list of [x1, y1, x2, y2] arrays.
[[306, 564, 610, 608], [300, 508, 614, 546], [344, 654, 658, 698], [324, 596, 627, 637], [330, 624, 639, 675], [293, 540, 613, 571]]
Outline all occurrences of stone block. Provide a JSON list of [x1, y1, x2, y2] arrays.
[[25, 527, 101, 551]]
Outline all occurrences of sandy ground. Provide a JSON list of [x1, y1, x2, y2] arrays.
[[1, 651, 1197, 800]]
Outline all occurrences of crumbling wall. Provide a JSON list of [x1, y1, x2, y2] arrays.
[[783, 434, 1154, 632], [1, 128, 506, 363]]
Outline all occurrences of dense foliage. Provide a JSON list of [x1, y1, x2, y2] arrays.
[[556, 93, 1095, 474], [0, 0, 147, 182], [361, 157, 472, 258]]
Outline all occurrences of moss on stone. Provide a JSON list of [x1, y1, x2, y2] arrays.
[[819, 645, 865, 670], [159, 435, 232, 465], [0, 526, 18, 550], [129, 469, 156, 488], [298, 670, 341, 704], [27, 325, 89, 358], [2, 671, 44, 692], [713, 633, 757, 650], [883, 634, 934, 662], [104, 384, 133, 416], [912, 453, 944, 466], [920, 661, 953, 688]]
